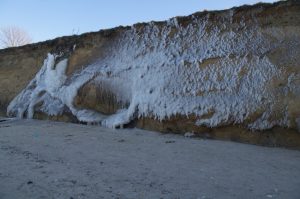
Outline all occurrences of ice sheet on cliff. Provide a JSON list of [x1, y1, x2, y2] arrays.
[[7, 11, 300, 131]]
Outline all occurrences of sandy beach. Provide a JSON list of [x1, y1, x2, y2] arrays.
[[0, 118, 300, 199]]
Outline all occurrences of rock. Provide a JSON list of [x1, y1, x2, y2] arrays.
[[165, 140, 176, 144], [27, 181, 33, 185], [184, 132, 196, 138]]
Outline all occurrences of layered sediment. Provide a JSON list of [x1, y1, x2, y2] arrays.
[[0, 0, 299, 147]]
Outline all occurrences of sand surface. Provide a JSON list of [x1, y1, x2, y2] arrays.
[[0, 118, 300, 199]]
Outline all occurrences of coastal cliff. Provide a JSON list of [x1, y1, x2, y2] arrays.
[[0, 0, 299, 147]]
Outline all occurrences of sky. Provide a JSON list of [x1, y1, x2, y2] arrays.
[[0, 0, 278, 43]]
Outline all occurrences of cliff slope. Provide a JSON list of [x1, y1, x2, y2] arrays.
[[0, 0, 299, 147]]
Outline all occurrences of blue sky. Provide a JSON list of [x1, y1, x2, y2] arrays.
[[0, 0, 277, 42]]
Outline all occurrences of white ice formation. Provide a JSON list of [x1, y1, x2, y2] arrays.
[[7, 11, 300, 131]]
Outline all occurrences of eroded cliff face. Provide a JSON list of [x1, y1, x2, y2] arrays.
[[1, 0, 300, 147]]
